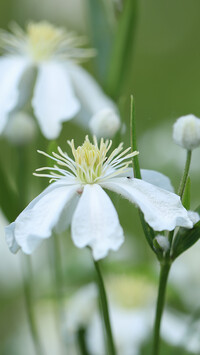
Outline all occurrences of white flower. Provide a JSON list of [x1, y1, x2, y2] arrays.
[[173, 114, 200, 150], [5, 136, 195, 260], [0, 22, 120, 139]]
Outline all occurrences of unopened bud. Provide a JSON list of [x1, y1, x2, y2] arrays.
[[173, 114, 200, 150], [89, 107, 120, 138]]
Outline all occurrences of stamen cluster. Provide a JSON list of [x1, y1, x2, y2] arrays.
[[34, 136, 139, 184], [0, 21, 95, 63]]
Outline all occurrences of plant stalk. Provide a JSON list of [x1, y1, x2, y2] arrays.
[[152, 262, 171, 355], [93, 259, 116, 355], [178, 150, 192, 199]]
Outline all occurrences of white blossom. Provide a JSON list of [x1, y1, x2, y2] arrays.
[[173, 114, 200, 150], [0, 22, 120, 139], [5, 136, 195, 260]]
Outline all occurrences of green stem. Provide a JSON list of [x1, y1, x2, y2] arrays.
[[178, 150, 192, 199], [77, 327, 91, 355], [130, 95, 141, 179], [130, 95, 155, 249], [93, 259, 116, 355], [152, 262, 171, 355], [21, 256, 44, 355]]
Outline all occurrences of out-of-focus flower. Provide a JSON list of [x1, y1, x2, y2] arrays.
[[173, 114, 200, 150], [3, 111, 37, 145], [5, 136, 195, 260], [0, 21, 120, 139], [64, 281, 200, 355], [89, 107, 120, 138]]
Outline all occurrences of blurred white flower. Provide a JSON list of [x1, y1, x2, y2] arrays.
[[64, 281, 200, 354], [87, 306, 149, 355], [0, 21, 120, 139], [5, 136, 195, 260], [173, 114, 200, 150], [89, 107, 120, 138], [3, 111, 37, 145]]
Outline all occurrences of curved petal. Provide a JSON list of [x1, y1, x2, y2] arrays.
[[100, 177, 193, 231], [71, 184, 124, 260], [5, 222, 20, 253], [68, 63, 115, 113], [120, 168, 174, 192], [0, 56, 28, 133], [5, 180, 80, 254], [141, 170, 174, 192], [32, 62, 80, 139]]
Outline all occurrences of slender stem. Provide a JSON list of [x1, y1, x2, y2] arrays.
[[93, 259, 116, 355], [178, 150, 192, 199], [21, 256, 44, 355], [152, 262, 171, 355], [77, 327, 91, 355], [130, 95, 141, 179], [130, 96, 155, 249]]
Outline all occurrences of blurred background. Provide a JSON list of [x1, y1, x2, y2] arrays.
[[0, 0, 200, 354]]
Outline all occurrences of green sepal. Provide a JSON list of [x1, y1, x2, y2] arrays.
[[0, 164, 20, 222], [172, 224, 200, 260], [182, 176, 190, 210]]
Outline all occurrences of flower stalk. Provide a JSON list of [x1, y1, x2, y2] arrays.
[[93, 259, 116, 355], [178, 150, 192, 199], [152, 261, 171, 355], [77, 327, 91, 355]]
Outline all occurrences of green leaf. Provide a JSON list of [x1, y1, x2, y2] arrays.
[[106, 0, 138, 99], [182, 176, 190, 210], [0, 164, 20, 222], [172, 225, 200, 260]]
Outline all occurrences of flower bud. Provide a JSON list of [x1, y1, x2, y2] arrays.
[[173, 114, 200, 150], [89, 107, 121, 138], [4, 111, 37, 145], [154, 235, 170, 253]]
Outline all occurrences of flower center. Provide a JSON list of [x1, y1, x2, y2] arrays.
[[26, 22, 64, 62], [34, 136, 139, 185], [0, 21, 95, 63], [70, 136, 108, 183]]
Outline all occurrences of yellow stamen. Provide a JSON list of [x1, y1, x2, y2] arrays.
[[26, 22, 64, 62]]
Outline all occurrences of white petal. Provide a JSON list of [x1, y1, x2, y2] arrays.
[[68, 63, 114, 112], [71, 184, 124, 260], [5, 222, 20, 253], [32, 62, 80, 139], [0, 56, 28, 133], [5, 180, 80, 254], [100, 177, 193, 231], [118, 168, 174, 192]]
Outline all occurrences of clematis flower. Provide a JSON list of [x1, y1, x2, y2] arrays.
[[0, 22, 120, 139], [5, 136, 195, 260]]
